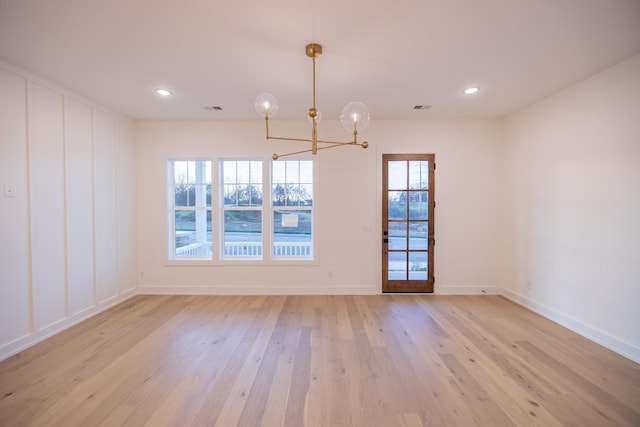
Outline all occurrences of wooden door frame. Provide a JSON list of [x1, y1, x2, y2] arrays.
[[382, 154, 435, 293]]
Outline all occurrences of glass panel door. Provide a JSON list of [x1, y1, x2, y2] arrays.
[[382, 154, 434, 292]]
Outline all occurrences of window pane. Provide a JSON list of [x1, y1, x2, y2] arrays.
[[299, 160, 313, 183], [388, 191, 407, 220], [236, 184, 262, 206], [388, 222, 407, 250], [409, 161, 429, 190], [300, 184, 313, 206], [249, 184, 263, 206], [174, 210, 212, 258], [273, 209, 312, 257], [272, 161, 286, 184], [408, 191, 428, 220], [408, 222, 428, 250], [223, 160, 262, 207], [409, 252, 428, 280], [223, 160, 237, 184], [388, 161, 407, 190], [271, 159, 313, 260], [174, 183, 194, 207], [223, 210, 262, 257], [250, 161, 262, 183], [286, 161, 299, 182], [237, 161, 250, 183], [388, 251, 407, 280], [272, 184, 287, 206], [170, 159, 212, 260], [224, 185, 237, 206], [193, 183, 210, 207], [173, 160, 192, 184]]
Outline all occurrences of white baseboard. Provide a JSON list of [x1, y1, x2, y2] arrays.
[[137, 284, 378, 296], [436, 286, 501, 295], [0, 289, 136, 362], [501, 288, 640, 364]]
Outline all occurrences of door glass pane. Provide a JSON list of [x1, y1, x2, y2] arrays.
[[409, 161, 429, 190], [388, 251, 407, 280], [388, 222, 407, 250], [409, 222, 427, 250], [388, 191, 407, 220], [408, 191, 428, 220], [388, 161, 407, 189], [409, 252, 428, 280]]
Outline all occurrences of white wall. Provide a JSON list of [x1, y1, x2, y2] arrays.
[[135, 119, 503, 295], [4, 53, 637, 363], [0, 62, 138, 361], [501, 54, 640, 362]]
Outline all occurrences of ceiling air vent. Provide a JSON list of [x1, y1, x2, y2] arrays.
[[413, 105, 432, 110], [204, 106, 223, 111]]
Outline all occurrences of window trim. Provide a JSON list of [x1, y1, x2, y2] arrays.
[[165, 155, 319, 266], [270, 158, 314, 260], [167, 158, 213, 262]]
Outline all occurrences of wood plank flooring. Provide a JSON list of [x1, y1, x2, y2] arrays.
[[0, 295, 638, 426]]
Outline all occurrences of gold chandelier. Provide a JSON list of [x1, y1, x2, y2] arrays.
[[255, 43, 370, 160]]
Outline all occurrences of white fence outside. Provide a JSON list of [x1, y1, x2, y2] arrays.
[[175, 242, 312, 258]]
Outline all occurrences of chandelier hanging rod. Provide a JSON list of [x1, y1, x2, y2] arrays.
[[255, 43, 370, 160]]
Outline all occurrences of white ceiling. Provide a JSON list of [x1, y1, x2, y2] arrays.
[[1, 0, 639, 121]]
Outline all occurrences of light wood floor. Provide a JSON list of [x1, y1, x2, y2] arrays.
[[0, 295, 638, 426]]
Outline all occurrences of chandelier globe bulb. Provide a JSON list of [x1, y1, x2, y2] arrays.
[[255, 93, 279, 118], [340, 101, 370, 132]]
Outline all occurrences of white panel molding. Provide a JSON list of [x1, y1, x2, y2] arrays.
[[501, 288, 640, 364], [0, 60, 133, 125], [0, 60, 139, 363], [28, 81, 67, 329], [0, 290, 135, 362]]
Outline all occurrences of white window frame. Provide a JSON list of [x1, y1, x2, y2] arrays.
[[270, 158, 314, 260], [167, 159, 212, 261], [219, 159, 264, 260]]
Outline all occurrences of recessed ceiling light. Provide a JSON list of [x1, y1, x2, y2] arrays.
[[463, 87, 479, 95], [155, 88, 172, 96]]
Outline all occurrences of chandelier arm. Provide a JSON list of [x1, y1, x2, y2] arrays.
[[316, 143, 352, 151], [273, 147, 318, 159], [275, 140, 365, 159], [315, 139, 358, 146], [266, 135, 314, 143]]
